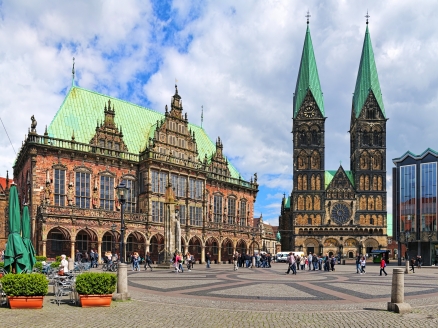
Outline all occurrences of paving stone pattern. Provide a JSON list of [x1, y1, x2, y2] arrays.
[[1, 263, 438, 327]]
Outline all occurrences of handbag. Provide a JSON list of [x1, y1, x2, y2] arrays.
[[58, 268, 64, 276]]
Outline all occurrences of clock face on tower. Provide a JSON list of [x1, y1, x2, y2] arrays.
[[330, 202, 351, 225], [303, 106, 315, 118]]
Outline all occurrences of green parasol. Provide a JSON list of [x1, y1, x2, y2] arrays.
[[4, 185, 28, 273], [22, 205, 36, 271]]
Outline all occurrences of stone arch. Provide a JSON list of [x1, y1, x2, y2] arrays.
[[297, 195, 305, 210], [126, 231, 147, 258], [46, 227, 71, 259], [249, 241, 259, 253], [360, 151, 370, 170], [75, 228, 98, 258], [373, 151, 382, 170], [188, 236, 202, 260], [298, 150, 308, 169], [236, 239, 247, 254], [304, 238, 319, 255], [364, 237, 379, 249], [205, 237, 219, 260], [324, 238, 339, 247], [375, 196, 382, 210], [306, 195, 312, 210], [344, 238, 358, 247], [149, 233, 165, 262], [221, 237, 234, 261]]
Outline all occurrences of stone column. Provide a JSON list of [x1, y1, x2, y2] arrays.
[[183, 244, 188, 256], [97, 240, 102, 264], [218, 246, 222, 264], [387, 268, 411, 314], [70, 239, 75, 261], [145, 240, 150, 254], [112, 263, 131, 301], [42, 240, 47, 258], [201, 245, 205, 264]]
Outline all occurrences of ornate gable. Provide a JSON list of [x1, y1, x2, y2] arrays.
[[89, 100, 128, 152], [296, 90, 324, 120], [326, 166, 355, 200], [207, 137, 231, 177]]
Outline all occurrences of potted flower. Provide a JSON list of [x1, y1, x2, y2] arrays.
[[75, 272, 117, 307], [0, 273, 48, 309]]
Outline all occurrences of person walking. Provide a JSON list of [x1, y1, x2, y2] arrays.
[[186, 252, 192, 271], [356, 253, 361, 273], [206, 252, 211, 268], [308, 253, 313, 270], [380, 257, 387, 276], [312, 255, 318, 271], [360, 256, 366, 274], [233, 252, 239, 271], [144, 252, 153, 271], [410, 257, 415, 273]]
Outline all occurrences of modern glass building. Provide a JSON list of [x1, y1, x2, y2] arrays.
[[393, 149, 438, 265]]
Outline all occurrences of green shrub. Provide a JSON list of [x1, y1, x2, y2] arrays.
[[0, 262, 4, 269], [34, 262, 43, 271], [75, 272, 117, 295], [50, 261, 61, 268], [0, 273, 48, 296], [35, 256, 47, 262], [55, 256, 62, 262]]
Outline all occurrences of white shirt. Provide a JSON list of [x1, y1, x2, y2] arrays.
[[61, 258, 68, 272]]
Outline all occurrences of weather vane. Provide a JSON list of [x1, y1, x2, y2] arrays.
[[306, 10, 311, 24], [365, 10, 370, 24]]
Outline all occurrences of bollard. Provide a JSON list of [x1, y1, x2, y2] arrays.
[[68, 258, 74, 272], [112, 263, 131, 301], [387, 268, 411, 314]]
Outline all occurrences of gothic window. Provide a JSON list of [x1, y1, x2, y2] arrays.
[[360, 152, 370, 170], [373, 152, 382, 170], [179, 205, 186, 225], [311, 175, 316, 190], [303, 175, 308, 190], [240, 200, 247, 226], [54, 169, 65, 206], [360, 196, 367, 210], [100, 175, 114, 210], [75, 172, 90, 209], [178, 176, 187, 198], [298, 129, 308, 146], [368, 196, 374, 210], [298, 153, 308, 170], [378, 176, 383, 190], [190, 206, 203, 226], [306, 195, 312, 210], [359, 175, 364, 190], [308, 218, 312, 225], [311, 151, 320, 169], [228, 197, 236, 224], [214, 194, 223, 223], [297, 196, 304, 210], [372, 176, 377, 191], [365, 175, 370, 190], [376, 196, 383, 210], [114, 143, 120, 151], [314, 195, 320, 210], [363, 130, 370, 146], [316, 175, 321, 190], [298, 175, 303, 190], [366, 106, 375, 119], [122, 179, 136, 213], [152, 201, 164, 222], [196, 180, 203, 200]]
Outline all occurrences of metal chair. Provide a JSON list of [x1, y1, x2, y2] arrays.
[[53, 275, 77, 306]]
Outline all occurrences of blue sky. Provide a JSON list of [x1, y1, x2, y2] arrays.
[[2, 1, 438, 226]]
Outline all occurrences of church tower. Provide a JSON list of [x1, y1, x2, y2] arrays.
[[290, 18, 325, 253], [350, 20, 387, 245]]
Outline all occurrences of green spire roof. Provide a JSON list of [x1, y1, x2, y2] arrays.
[[293, 25, 324, 118], [352, 25, 385, 118], [47, 86, 240, 178]]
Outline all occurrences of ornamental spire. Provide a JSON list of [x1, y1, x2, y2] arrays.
[[293, 17, 324, 118], [352, 17, 385, 118]]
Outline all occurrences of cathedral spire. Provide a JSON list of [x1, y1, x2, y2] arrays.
[[352, 21, 385, 118], [293, 19, 324, 118]]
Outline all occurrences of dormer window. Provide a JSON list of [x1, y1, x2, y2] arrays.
[[107, 141, 112, 149], [99, 139, 105, 147], [114, 143, 120, 151]]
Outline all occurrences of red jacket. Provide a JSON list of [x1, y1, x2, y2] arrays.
[[380, 259, 386, 268]]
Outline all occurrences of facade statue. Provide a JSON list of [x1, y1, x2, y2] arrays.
[[44, 181, 51, 205], [92, 187, 99, 208], [175, 213, 181, 253], [276, 231, 281, 242], [30, 115, 37, 133], [67, 182, 74, 206]]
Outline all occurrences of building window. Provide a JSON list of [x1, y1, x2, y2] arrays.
[[75, 172, 90, 208], [190, 206, 203, 226], [400, 165, 416, 232], [189, 178, 195, 199], [151, 171, 159, 193], [196, 180, 203, 200], [421, 162, 437, 231], [100, 176, 114, 210], [152, 201, 164, 222], [171, 174, 178, 194], [122, 179, 136, 213], [214, 195, 223, 223], [159, 172, 166, 194], [178, 176, 187, 198], [54, 169, 65, 206], [179, 205, 186, 225], [240, 200, 247, 226], [228, 197, 236, 224]]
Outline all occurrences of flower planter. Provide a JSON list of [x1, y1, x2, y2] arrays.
[[8, 296, 44, 309], [79, 294, 112, 307]]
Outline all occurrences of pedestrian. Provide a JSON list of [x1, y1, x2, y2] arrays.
[[417, 255, 422, 269], [356, 253, 361, 273], [132, 252, 140, 271], [308, 253, 313, 270], [360, 256, 366, 274], [233, 251, 239, 271], [75, 249, 82, 263], [267, 253, 272, 268], [380, 256, 387, 276], [410, 257, 415, 273], [312, 254, 318, 271], [144, 251, 153, 271], [296, 256, 301, 270], [186, 252, 192, 271], [331, 255, 336, 272], [206, 251, 211, 268]]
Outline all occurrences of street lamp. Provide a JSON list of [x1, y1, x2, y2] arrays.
[[115, 181, 129, 263]]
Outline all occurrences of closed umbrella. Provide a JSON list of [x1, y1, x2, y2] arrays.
[[3, 185, 27, 273], [22, 205, 36, 271]]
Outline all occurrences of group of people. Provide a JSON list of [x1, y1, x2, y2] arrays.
[[75, 249, 99, 268], [285, 252, 337, 275], [172, 251, 195, 273], [229, 252, 273, 270], [409, 255, 423, 273]]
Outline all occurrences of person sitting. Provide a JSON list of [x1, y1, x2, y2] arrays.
[[60, 254, 69, 275]]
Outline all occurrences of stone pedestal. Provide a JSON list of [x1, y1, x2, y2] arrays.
[[252, 257, 256, 268], [68, 258, 74, 271], [387, 268, 411, 314], [112, 263, 131, 301], [405, 259, 410, 274]]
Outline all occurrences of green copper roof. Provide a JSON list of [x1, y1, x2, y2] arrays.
[[352, 25, 385, 118], [293, 25, 324, 118], [284, 196, 291, 209], [393, 148, 438, 164], [48, 86, 240, 178], [325, 169, 354, 189]]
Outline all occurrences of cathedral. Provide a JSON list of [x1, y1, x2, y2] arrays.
[[279, 18, 388, 258]]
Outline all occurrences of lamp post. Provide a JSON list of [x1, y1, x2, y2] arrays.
[[404, 231, 410, 274], [113, 181, 130, 301], [115, 182, 129, 263], [251, 230, 256, 268], [111, 223, 117, 255]]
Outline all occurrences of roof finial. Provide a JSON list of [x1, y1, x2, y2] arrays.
[[175, 78, 178, 95], [306, 10, 311, 24], [201, 105, 204, 128], [72, 57, 75, 86], [365, 10, 370, 25]]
